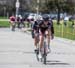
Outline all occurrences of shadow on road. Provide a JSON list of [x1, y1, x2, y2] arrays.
[[46, 60, 70, 65], [0, 50, 35, 54]]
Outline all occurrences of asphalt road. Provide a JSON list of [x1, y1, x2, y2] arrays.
[[0, 28, 75, 68]]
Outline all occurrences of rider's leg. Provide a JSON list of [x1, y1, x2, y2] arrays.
[[45, 30, 51, 53], [10, 21, 15, 31], [38, 34, 44, 58], [34, 37, 38, 49], [47, 30, 51, 48], [39, 34, 44, 51], [34, 34, 39, 50], [45, 30, 50, 46]]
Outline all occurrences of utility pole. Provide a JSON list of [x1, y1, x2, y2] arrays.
[[16, 0, 20, 17], [36, 0, 40, 15], [36, 0, 40, 20]]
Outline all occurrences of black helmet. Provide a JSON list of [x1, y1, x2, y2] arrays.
[[42, 14, 49, 21]]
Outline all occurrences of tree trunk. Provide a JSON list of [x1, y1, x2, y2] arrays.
[[57, 4, 60, 25]]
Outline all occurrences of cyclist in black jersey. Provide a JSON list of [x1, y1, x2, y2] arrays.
[[33, 15, 54, 58]]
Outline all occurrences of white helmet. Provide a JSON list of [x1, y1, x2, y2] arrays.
[[19, 15, 22, 19]]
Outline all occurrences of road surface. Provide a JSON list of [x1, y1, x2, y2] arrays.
[[0, 28, 75, 68]]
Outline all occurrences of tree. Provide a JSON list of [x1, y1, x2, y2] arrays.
[[0, 0, 33, 16], [45, 0, 75, 24]]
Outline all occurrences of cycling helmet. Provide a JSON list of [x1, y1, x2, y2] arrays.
[[42, 14, 49, 21]]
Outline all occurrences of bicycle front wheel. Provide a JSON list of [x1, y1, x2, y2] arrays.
[[43, 42, 47, 64]]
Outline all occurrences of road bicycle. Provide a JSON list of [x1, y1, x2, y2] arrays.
[[35, 33, 50, 64]]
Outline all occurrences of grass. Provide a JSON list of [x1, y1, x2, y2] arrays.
[[0, 21, 10, 27], [0, 20, 75, 40], [54, 20, 75, 40]]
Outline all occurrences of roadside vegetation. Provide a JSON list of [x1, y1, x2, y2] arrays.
[[0, 20, 75, 40]]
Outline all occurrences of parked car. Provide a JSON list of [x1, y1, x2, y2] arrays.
[[27, 13, 42, 21]]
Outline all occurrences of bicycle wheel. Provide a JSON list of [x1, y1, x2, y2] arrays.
[[43, 42, 47, 64]]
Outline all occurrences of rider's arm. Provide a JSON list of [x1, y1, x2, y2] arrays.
[[51, 20, 54, 34], [50, 20, 54, 39], [48, 22, 54, 39]]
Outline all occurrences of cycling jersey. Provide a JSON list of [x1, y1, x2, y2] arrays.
[[33, 20, 51, 34], [39, 21, 51, 34], [33, 21, 39, 32]]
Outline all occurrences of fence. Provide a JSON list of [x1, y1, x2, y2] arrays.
[[0, 19, 75, 40], [54, 20, 75, 40]]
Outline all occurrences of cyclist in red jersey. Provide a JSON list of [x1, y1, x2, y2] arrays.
[[9, 15, 16, 31]]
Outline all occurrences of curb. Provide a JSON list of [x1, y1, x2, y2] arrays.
[[54, 37, 75, 46]]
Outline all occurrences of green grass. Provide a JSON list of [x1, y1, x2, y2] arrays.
[[0, 21, 10, 27], [54, 20, 75, 40], [0, 17, 7, 19], [0, 20, 75, 40]]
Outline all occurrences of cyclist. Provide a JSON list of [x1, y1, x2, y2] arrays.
[[17, 15, 25, 29], [30, 18, 35, 38], [9, 15, 16, 31], [32, 19, 40, 50], [33, 15, 53, 58]]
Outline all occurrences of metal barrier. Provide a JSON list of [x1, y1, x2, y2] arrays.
[[54, 20, 75, 40]]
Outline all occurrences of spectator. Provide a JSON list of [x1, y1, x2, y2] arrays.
[[64, 16, 69, 26]]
